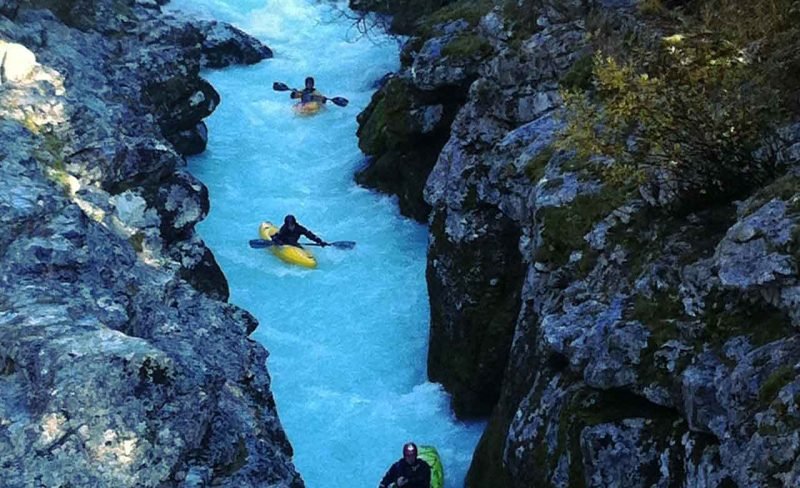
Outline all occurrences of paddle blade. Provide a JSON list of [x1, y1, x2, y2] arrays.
[[331, 241, 356, 249], [249, 239, 274, 248], [273, 82, 290, 91], [330, 97, 349, 107]]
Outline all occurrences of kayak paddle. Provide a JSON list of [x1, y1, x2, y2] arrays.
[[303, 241, 356, 249], [272, 81, 349, 107], [249, 239, 356, 250], [249, 239, 275, 248]]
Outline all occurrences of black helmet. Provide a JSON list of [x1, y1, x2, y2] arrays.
[[403, 442, 418, 457], [304, 76, 315, 87], [284, 214, 296, 225]]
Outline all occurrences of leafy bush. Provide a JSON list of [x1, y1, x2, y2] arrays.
[[558, 0, 796, 208], [557, 0, 800, 205]]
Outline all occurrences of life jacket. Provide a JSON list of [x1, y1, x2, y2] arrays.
[[300, 88, 319, 103]]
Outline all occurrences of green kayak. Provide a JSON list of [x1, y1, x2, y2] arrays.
[[418, 445, 444, 488]]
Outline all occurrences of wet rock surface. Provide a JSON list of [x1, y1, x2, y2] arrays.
[[0, 1, 300, 487]]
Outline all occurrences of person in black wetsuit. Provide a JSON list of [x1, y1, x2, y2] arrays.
[[272, 215, 328, 247], [378, 442, 431, 488], [290, 76, 327, 104]]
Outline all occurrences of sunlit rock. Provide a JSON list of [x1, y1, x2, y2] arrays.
[[0, 40, 36, 82]]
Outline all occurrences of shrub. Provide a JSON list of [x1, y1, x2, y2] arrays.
[[558, 35, 785, 207], [557, 0, 800, 208]]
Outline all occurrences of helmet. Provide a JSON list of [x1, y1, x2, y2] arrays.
[[403, 442, 418, 457], [304, 76, 315, 87], [284, 215, 296, 225]]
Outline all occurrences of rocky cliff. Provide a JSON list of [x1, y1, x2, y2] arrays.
[[351, 0, 800, 485], [0, 1, 301, 486]]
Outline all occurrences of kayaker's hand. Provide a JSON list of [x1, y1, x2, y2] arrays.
[[397, 477, 408, 487]]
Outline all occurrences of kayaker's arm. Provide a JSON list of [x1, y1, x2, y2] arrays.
[[297, 225, 328, 247], [290, 89, 302, 99], [378, 462, 400, 488], [300, 227, 327, 246]]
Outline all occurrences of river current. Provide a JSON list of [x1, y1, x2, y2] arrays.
[[167, 1, 486, 486]]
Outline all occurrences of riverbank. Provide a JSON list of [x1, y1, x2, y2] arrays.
[[0, 2, 300, 486]]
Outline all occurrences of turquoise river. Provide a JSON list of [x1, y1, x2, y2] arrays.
[[167, 1, 486, 486]]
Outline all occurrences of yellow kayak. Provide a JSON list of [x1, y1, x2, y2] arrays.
[[259, 222, 317, 268], [293, 100, 323, 116]]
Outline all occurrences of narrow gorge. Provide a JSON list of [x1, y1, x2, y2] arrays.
[[2, 0, 800, 487]]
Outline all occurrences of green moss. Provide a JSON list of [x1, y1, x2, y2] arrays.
[[632, 293, 683, 328], [417, 0, 494, 36], [501, 0, 541, 46], [22, 113, 39, 134], [128, 232, 145, 253], [759, 365, 795, 403], [638, 0, 667, 16], [37, 132, 69, 193], [553, 388, 681, 487], [46, 168, 72, 194], [535, 183, 634, 267], [216, 437, 248, 476], [560, 54, 595, 91], [524, 146, 553, 183], [740, 173, 800, 216], [703, 297, 792, 348], [359, 96, 388, 155], [441, 33, 493, 60], [466, 410, 515, 486], [34, 132, 67, 171], [357, 78, 413, 155]]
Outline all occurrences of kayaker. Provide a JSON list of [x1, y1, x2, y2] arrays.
[[290, 77, 327, 104], [378, 442, 431, 488], [272, 215, 328, 248]]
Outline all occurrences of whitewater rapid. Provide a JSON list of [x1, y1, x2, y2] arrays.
[[166, 1, 485, 486]]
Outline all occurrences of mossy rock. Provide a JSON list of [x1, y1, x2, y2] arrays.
[[535, 183, 635, 267], [426, 208, 525, 417], [759, 364, 796, 404], [350, 0, 453, 34], [416, 0, 494, 37], [541, 386, 684, 486], [740, 173, 800, 217], [27, 0, 134, 31], [357, 91, 389, 156], [523, 145, 554, 183], [702, 293, 793, 349], [500, 0, 557, 46], [356, 77, 414, 156], [442, 32, 493, 60]]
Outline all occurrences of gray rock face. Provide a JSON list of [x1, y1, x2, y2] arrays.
[[0, 0, 21, 19], [426, 206, 525, 417], [423, 11, 588, 421], [194, 19, 273, 68], [354, 0, 800, 486], [353, 3, 501, 222], [0, 1, 299, 487]]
